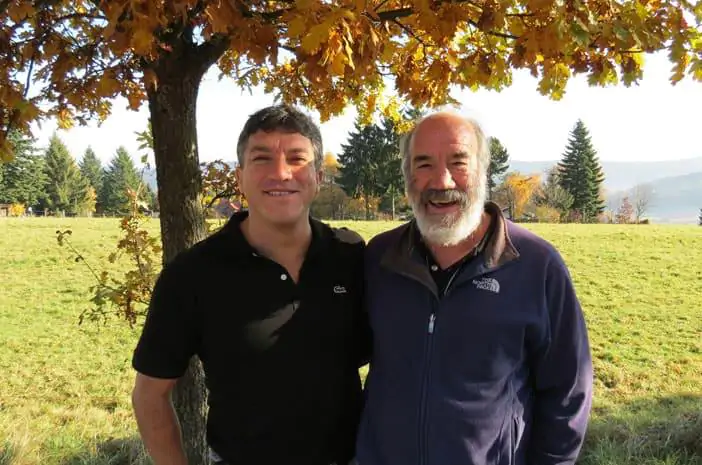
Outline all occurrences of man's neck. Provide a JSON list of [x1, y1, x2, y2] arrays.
[[241, 212, 312, 280], [426, 212, 490, 270]]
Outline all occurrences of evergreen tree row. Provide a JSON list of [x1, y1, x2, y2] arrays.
[[0, 132, 154, 216]]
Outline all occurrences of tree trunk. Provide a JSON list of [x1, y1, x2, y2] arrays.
[[391, 192, 395, 221], [145, 36, 226, 464]]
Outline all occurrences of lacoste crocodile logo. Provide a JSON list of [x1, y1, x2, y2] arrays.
[[333, 285, 347, 294]]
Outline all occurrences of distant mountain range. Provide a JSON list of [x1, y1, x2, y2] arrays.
[[606, 172, 702, 224], [509, 157, 702, 192], [509, 157, 702, 224], [141, 157, 702, 224]]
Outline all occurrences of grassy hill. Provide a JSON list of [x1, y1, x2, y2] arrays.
[[1, 218, 700, 465]]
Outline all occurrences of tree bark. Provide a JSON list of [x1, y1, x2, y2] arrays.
[[145, 38, 221, 465]]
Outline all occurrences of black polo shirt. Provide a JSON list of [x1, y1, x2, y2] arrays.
[[132, 212, 370, 465]]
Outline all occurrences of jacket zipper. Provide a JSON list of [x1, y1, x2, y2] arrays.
[[419, 267, 462, 465], [418, 298, 437, 465]]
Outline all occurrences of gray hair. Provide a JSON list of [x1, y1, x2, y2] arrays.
[[400, 112, 490, 193]]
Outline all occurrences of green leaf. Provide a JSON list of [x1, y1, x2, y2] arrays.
[[571, 22, 590, 47]]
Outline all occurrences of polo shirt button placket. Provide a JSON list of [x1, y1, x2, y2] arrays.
[[280, 273, 288, 281]]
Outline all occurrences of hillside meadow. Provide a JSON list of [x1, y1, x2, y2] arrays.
[[1, 217, 701, 465]]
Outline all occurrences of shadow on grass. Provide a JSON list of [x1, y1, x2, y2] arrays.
[[55, 394, 701, 465], [60, 437, 151, 465], [0, 442, 18, 465], [580, 393, 702, 465]]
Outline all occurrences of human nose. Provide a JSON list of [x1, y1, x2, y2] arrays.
[[269, 153, 293, 181], [429, 166, 456, 190]]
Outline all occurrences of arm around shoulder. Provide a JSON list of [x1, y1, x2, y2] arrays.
[[527, 255, 594, 465]]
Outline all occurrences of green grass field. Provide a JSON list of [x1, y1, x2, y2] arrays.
[[1, 217, 701, 465]]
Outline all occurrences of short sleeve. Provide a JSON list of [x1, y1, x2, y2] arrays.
[[132, 255, 201, 379]]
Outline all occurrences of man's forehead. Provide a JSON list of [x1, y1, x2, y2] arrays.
[[248, 129, 309, 141], [246, 130, 313, 149], [410, 121, 478, 157]]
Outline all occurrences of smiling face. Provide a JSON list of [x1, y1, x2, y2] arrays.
[[406, 113, 488, 246], [237, 129, 321, 227]]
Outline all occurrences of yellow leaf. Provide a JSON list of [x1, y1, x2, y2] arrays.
[[18, 100, 40, 120], [446, 51, 459, 68], [127, 91, 144, 110], [302, 24, 330, 53], [8, 2, 34, 22], [0, 137, 14, 162], [97, 75, 120, 95], [344, 39, 355, 70], [21, 43, 35, 61], [57, 109, 74, 129], [329, 51, 346, 75], [143, 69, 158, 91], [131, 28, 153, 55], [288, 17, 307, 38]]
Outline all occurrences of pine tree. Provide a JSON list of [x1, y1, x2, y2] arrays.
[[100, 146, 142, 215], [80, 147, 103, 197], [557, 120, 606, 222], [337, 120, 386, 220], [487, 137, 510, 199], [0, 131, 47, 207], [80, 147, 104, 212], [376, 116, 404, 220], [535, 166, 573, 220], [43, 133, 93, 215], [698, 208, 701, 226]]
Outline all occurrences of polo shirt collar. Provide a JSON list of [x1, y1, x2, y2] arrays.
[[219, 211, 330, 259]]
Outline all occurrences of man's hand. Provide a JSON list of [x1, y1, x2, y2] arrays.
[[132, 373, 188, 465]]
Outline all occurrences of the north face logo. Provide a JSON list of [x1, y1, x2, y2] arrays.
[[473, 277, 500, 293]]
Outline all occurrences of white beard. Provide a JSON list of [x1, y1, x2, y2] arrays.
[[410, 177, 487, 247]]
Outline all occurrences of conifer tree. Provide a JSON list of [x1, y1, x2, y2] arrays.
[[557, 120, 606, 221], [100, 147, 142, 215], [0, 131, 46, 207], [43, 133, 93, 215], [487, 137, 510, 199], [80, 148, 103, 198]]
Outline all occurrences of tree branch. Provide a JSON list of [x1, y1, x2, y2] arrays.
[[391, 19, 426, 45], [229, 0, 292, 21], [54, 12, 108, 22], [194, 34, 231, 71], [375, 7, 414, 21], [467, 19, 518, 39], [205, 192, 236, 210], [23, 57, 35, 98]]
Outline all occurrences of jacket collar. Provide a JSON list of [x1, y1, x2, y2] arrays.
[[380, 201, 520, 296]]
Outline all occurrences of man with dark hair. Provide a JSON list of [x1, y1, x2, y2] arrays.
[[131, 104, 370, 465], [356, 110, 593, 465]]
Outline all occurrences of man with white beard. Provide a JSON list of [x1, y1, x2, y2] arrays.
[[355, 111, 594, 465]]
